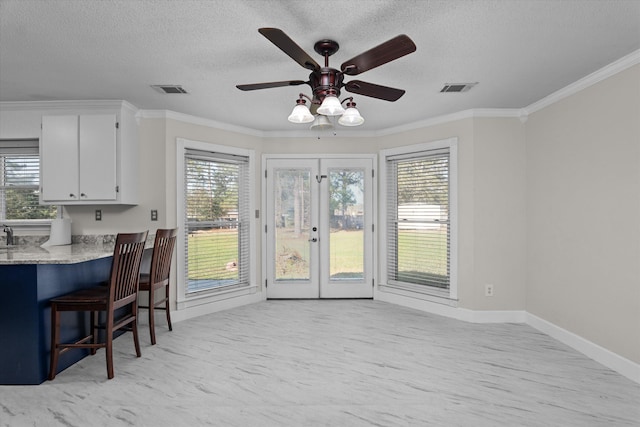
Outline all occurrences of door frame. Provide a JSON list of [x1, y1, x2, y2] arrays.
[[261, 154, 377, 299]]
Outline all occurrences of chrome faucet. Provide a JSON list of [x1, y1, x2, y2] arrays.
[[3, 225, 14, 246]]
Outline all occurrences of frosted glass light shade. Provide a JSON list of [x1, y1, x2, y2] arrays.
[[309, 115, 333, 130], [338, 106, 365, 126], [316, 95, 345, 116], [288, 104, 314, 123]]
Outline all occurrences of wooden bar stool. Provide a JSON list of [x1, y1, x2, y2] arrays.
[[138, 228, 178, 345], [48, 231, 148, 380]]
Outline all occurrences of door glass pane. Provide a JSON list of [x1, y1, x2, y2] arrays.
[[274, 168, 311, 281], [328, 168, 364, 281]]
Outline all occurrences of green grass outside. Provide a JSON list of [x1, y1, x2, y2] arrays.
[[397, 228, 448, 277], [188, 228, 448, 283], [188, 230, 238, 280], [329, 229, 364, 278], [274, 228, 365, 280]]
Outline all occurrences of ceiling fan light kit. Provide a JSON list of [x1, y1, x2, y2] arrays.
[[309, 114, 333, 130], [338, 100, 365, 127], [237, 28, 416, 130], [287, 96, 315, 123], [316, 94, 345, 116]]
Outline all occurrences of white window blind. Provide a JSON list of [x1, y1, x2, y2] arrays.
[[0, 139, 57, 221], [183, 149, 250, 293], [386, 148, 450, 289]]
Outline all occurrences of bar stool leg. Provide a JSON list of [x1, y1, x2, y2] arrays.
[[90, 310, 98, 355], [165, 285, 173, 331], [149, 290, 157, 345], [48, 304, 60, 381]]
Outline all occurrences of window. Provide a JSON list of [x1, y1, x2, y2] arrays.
[[179, 143, 252, 297], [381, 138, 457, 300], [0, 139, 57, 222]]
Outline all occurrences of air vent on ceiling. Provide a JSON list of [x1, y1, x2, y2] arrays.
[[151, 85, 188, 94], [440, 82, 477, 93]]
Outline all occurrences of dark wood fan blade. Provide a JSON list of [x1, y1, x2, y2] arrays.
[[341, 34, 416, 76], [236, 80, 307, 91], [258, 28, 320, 71], [344, 80, 406, 101]]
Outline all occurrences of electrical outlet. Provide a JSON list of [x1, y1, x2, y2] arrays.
[[151, 210, 158, 221], [95, 209, 102, 221], [485, 284, 494, 297]]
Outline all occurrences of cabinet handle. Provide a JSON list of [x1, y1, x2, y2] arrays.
[[70, 193, 76, 198], [80, 193, 86, 198]]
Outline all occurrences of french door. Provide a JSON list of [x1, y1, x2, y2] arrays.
[[265, 157, 374, 298]]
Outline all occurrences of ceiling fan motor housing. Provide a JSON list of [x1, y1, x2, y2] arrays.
[[309, 68, 344, 103]]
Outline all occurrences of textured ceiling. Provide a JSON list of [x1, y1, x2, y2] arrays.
[[1, 0, 639, 134]]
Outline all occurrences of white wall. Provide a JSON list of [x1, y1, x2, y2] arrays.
[[473, 118, 527, 310], [525, 64, 640, 364]]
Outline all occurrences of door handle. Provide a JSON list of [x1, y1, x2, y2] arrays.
[[308, 237, 318, 242]]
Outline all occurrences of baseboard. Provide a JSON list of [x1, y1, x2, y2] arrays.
[[171, 291, 264, 323], [376, 290, 639, 384], [375, 289, 464, 319], [526, 313, 640, 384], [375, 289, 526, 323], [460, 308, 527, 323]]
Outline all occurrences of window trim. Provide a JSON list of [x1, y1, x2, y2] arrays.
[[378, 137, 458, 302], [176, 138, 257, 308], [0, 138, 57, 228]]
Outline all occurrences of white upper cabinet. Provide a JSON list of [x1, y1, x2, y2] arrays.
[[78, 114, 117, 200], [40, 105, 138, 205]]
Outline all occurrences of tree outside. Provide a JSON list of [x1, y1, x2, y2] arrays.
[[329, 169, 363, 230]]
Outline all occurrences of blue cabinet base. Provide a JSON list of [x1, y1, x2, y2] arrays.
[[0, 258, 111, 385]]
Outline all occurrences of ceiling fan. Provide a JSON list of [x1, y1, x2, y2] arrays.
[[236, 28, 417, 127]]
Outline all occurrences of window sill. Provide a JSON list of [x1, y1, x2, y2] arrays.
[[1, 219, 53, 233]]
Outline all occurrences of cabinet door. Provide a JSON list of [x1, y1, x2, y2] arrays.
[[79, 114, 117, 200], [41, 115, 80, 202]]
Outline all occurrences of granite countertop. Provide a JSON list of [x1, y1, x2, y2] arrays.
[[0, 243, 115, 265], [0, 234, 154, 265]]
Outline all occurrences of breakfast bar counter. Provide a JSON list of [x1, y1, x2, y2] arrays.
[[0, 243, 118, 384], [0, 243, 114, 265]]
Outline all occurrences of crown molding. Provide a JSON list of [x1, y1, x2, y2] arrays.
[[523, 49, 640, 116], [0, 99, 137, 113], [137, 109, 264, 138], [261, 128, 379, 139], [376, 108, 526, 136], [137, 108, 528, 139], [139, 109, 382, 139]]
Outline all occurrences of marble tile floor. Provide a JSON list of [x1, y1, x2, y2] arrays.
[[1, 300, 639, 427]]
